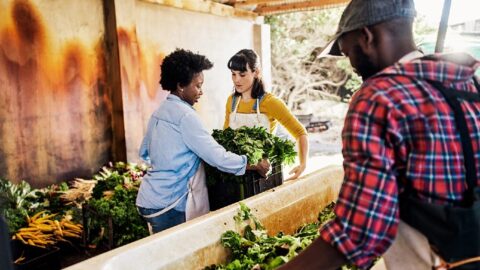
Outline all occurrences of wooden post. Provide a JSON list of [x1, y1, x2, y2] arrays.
[[102, 0, 127, 162], [435, 0, 452, 53], [253, 22, 272, 91]]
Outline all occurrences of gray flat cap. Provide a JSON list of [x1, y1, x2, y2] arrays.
[[324, 0, 417, 56]]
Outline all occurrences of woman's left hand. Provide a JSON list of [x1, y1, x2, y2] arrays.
[[286, 163, 306, 180]]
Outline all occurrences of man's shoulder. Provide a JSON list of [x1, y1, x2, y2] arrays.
[[354, 74, 421, 105]]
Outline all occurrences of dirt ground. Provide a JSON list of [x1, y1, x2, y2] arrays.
[[307, 99, 347, 157], [280, 100, 348, 177]]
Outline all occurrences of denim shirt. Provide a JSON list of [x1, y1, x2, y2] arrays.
[[136, 94, 247, 211]]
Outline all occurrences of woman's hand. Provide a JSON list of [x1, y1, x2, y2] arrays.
[[286, 162, 306, 180], [246, 159, 271, 178]]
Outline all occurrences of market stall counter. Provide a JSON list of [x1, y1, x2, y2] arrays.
[[66, 165, 343, 270]]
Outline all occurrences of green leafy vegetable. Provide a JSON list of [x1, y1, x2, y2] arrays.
[[207, 202, 376, 270], [206, 202, 335, 270], [206, 127, 297, 186], [86, 162, 149, 247]]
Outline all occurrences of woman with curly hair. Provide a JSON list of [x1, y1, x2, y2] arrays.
[[224, 49, 309, 180], [136, 49, 270, 233]]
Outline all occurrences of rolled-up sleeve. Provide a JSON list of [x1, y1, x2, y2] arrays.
[[319, 90, 400, 269], [180, 112, 247, 176]]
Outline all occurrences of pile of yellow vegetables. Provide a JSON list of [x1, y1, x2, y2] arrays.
[[12, 210, 83, 248]]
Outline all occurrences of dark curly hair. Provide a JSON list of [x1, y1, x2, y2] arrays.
[[160, 49, 213, 91], [227, 49, 265, 99]]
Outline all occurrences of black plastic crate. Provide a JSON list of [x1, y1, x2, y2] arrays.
[[81, 204, 114, 250], [11, 240, 60, 270], [208, 163, 283, 211]]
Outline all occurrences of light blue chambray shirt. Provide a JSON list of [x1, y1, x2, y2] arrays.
[[136, 94, 247, 211]]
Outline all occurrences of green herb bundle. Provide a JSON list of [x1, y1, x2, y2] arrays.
[[86, 162, 149, 247], [212, 127, 296, 165], [206, 127, 297, 186]]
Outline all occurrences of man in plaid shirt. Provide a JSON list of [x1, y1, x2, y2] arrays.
[[279, 0, 480, 270]]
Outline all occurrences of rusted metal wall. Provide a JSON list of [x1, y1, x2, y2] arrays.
[[0, 0, 264, 187], [0, 0, 115, 187]]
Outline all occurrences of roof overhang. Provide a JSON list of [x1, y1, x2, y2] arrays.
[[216, 0, 350, 16]]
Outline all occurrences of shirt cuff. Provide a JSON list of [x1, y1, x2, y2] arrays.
[[320, 220, 375, 270], [234, 155, 248, 176]]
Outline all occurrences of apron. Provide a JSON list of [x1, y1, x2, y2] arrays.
[[140, 163, 209, 234], [185, 162, 209, 221], [229, 95, 270, 130], [383, 221, 441, 270]]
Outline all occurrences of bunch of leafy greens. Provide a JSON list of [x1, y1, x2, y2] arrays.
[[206, 202, 372, 270], [0, 177, 82, 234], [0, 162, 149, 248], [206, 127, 297, 185], [86, 162, 149, 247], [0, 179, 40, 233], [35, 182, 70, 214], [205, 202, 335, 270]]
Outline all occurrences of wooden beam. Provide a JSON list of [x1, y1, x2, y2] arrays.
[[255, 0, 350, 15], [234, 0, 286, 7], [140, 0, 258, 20]]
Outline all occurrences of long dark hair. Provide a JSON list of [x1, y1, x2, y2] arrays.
[[227, 49, 265, 99]]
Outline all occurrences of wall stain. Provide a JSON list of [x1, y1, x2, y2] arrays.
[[0, 0, 112, 187], [117, 27, 141, 99], [12, 0, 44, 46], [142, 51, 166, 99]]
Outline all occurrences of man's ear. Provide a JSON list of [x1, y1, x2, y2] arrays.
[[358, 26, 375, 52]]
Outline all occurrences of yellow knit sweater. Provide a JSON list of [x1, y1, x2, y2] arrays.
[[223, 93, 307, 139]]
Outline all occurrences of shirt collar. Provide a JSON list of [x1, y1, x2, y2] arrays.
[[167, 93, 195, 109], [398, 50, 424, 63]]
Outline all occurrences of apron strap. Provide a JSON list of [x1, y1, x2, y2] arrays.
[[233, 96, 241, 113], [232, 95, 241, 122], [426, 80, 480, 204], [435, 256, 480, 270], [139, 187, 190, 219], [231, 95, 239, 112], [252, 94, 266, 113]]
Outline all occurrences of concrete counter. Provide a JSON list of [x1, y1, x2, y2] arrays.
[[66, 165, 344, 270]]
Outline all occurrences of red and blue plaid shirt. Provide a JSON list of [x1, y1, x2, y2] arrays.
[[320, 53, 480, 269]]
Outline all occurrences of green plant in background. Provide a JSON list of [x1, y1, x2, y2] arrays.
[[266, 9, 439, 109], [266, 8, 360, 109]]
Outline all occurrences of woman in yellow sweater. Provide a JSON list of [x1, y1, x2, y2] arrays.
[[223, 49, 309, 180]]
